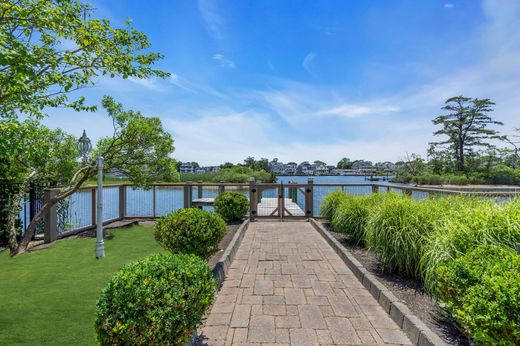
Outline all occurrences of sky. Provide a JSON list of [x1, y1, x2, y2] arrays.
[[43, 0, 520, 166]]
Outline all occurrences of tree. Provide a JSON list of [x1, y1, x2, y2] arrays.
[[0, 0, 168, 119], [337, 157, 352, 169], [430, 96, 504, 171], [314, 160, 326, 167], [0, 120, 79, 252], [221, 162, 233, 169], [395, 153, 425, 178], [9, 96, 178, 255]]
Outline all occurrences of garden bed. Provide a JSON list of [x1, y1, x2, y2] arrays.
[[325, 224, 468, 345]]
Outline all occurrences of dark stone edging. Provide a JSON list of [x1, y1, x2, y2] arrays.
[[212, 219, 250, 288], [309, 218, 447, 346]]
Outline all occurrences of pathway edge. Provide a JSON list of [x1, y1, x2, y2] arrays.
[[212, 219, 250, 288], [309, 218, 447, 346]]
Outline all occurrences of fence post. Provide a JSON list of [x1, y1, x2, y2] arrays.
[[183, 182, 193, 209], [152, 185, 157, 218], [249, 177, 257, 221], [386, 186, 391, 193], [197, 180, 203, 199], [305, 178, 314, 218], [29, 180, 36, 221], [404, 188, 412, 197], [371, 185, 378, 194], [44, 189, 57, 244], [118, 185, 126, 219], [218, 181, 225, 195]]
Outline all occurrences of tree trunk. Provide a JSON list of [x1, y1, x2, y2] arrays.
[[12, 167, 93, 256], [6, 190, 24, 254]]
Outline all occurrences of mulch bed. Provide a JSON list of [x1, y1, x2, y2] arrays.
[[325, 225, 469, 346]]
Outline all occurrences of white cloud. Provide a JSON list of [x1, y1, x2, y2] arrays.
[[302, 52, 317, 74], [198, 0, 223, 40], [213, 54, 235, 68], [128, 77, 165, 92], [317, 104, 400, 118], [444, 3, 454, 9]]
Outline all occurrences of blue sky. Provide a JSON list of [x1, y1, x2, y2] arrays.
[[43, 0, 520, 165]]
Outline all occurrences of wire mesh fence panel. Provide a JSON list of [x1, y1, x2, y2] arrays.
[[257, 188, 279, 217], [283, 186, 305, 216], [126, 187, 153, 217], [57, 190, 93, 235], [411, 190, 429, 200], [155, 186, 184, 217], [390, 187, 404, 195], [102, 187, 120, 221]]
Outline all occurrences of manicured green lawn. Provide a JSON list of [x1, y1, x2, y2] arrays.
[[0, 225, 164, 345]]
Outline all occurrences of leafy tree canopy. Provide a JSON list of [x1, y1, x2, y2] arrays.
[[430, 96, 504, 171], [0, 0, 168, 119], [337, 157, 353, 169]]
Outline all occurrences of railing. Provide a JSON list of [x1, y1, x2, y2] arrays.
[[39, 180, 520, 244]]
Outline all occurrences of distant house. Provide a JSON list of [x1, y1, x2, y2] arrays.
[[285, 162, 297, 175], [179, 163, 194, 174], [331, 169, 358, 175], [298, 161, 314, 175], [270, 162, 287, 175], [315, 164, 329, 175]]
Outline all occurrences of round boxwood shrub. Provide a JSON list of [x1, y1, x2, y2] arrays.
[[154, 208, 227, 259], [95, 253, 216, 346], [214, 191, 249, 222]]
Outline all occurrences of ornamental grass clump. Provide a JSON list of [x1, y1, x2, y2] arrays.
[[331, 193, 398, 245], [214, 191, 249, 221], [437, 245, 520, 345], [365, 196, 449, 279], [154, 208, 227, 259], [423, 198, 520, 293], [320, 190, 349, 220], [95, 254, 216, 346]]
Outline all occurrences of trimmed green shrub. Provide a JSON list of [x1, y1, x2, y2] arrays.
[[423, 199, 520, 292], [154, 208, 227, 259], [366, 196, 452, 278], [95, 254, 216, 346], [320, 190, 349, 220], [331, 193, 398, 245], [214, 191, 249, 221], [437, 245, 520, 345]]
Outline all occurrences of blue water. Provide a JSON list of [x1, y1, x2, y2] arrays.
[[276, 175, 392, 185]]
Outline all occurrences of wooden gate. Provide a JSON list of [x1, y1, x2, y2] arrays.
[[249, 182, 313, 220]]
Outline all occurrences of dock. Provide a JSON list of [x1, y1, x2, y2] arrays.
[[191, 197, 306, 217]]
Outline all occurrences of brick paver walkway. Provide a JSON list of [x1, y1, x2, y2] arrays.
[[200, 222, 411, 345]]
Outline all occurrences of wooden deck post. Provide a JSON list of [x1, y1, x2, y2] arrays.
[[197, 181, 203, 199], [152, 185, 157, 217], [183, 182, 193, 209], [305, 178, 314, 218], [118, 185, 126, 219], [218, 181, 225, 195], [249, 177, 257, 221], [404, 188, 412, 197], [44, 188, 58, 244], [371, 185, 378, 194]]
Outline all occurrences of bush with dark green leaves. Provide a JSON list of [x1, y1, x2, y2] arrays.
[[154, 208, 227, 259], [423, 199, 520, 292], [214, 191, 249, 221], [95, 254, 216, 346], [320, 190, 349, 220], [437, 245, 520, 345]]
